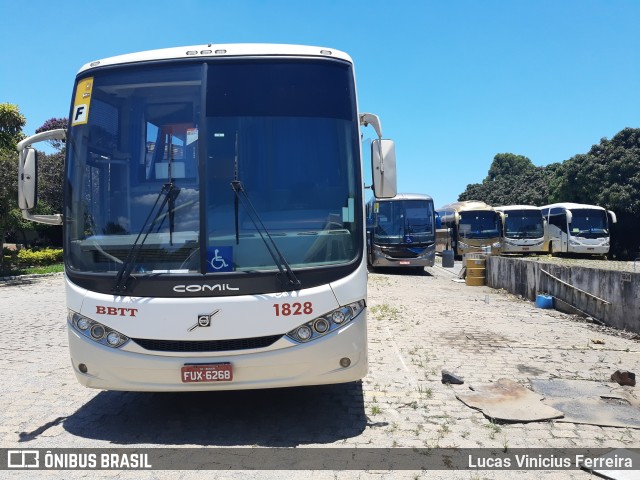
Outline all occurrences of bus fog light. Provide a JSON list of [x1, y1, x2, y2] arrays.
[[340, 357, 351, 368], [314, 318, 330, 334], [296, 326, 312, 342], [78, 363, 88, 373], [90, 324, 105, 339]]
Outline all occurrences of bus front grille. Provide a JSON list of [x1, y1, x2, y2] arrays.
[[380, 246, 427, 258], [131, 335, 283, 352]]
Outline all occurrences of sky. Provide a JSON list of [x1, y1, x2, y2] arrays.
[[1, 0, 639, 206]]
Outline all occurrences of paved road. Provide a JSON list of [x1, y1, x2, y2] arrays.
[[1, 265, 639, 479]]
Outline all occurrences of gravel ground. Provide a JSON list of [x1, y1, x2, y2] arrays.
[[2, 269, 640, 479]]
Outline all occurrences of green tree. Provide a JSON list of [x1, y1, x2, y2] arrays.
[[0, 103, 25, 151], [0, 103, 26, 273], [459, 153, 553, 206], [26, 118, 67, 246], [35, 117, 66, 216], [486, 153, 535, 181], [550, 128, 640, 257]]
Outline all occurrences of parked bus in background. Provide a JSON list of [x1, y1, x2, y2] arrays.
[[539, 203, 616, 256], [366, 193, 437, 269], [16, 44, 397, 391], [495, 205, 545, 254], [436, 201, 503, 258]]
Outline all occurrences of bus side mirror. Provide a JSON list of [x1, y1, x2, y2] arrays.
[[16, 128, 65, 225], [566, 210, 573, 223], [18, 147, 38, 210], [371, 139, 397, 199], [436, 214, 442, 229], [608, 210, 617, 224]]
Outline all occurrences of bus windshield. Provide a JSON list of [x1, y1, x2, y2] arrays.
[[569, 209, 608, 238], [458, 211, 501, 239], [65, 59, 361, 277], [504, 210, 544, 239], [371, 199, 435, 245]]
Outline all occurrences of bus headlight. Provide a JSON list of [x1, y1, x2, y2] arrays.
[[68, 310, 129, 348], [287, 300, 366, 343], [90, 324, 105, 339], [296, 325, 313, 341], [76, 317, 90, 330], [106, 331, 123, 346]]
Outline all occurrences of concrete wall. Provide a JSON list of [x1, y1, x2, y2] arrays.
[[486, 256, 640, 333]]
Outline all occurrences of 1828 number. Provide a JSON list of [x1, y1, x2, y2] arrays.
[[273, 302, 313, 316]]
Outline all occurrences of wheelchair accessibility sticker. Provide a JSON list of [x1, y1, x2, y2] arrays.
[[207, 247, 233, 272]]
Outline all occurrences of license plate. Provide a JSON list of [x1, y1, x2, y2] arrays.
[[523, 247, 529, 251], [181, 363, 233, 383], [399, 261, 410, 265]]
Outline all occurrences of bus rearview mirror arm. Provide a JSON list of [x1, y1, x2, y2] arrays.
[[359, 113, 382, 139], [360, 113, 396, 199]]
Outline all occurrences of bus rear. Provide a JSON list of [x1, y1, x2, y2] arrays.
[[17, 44, 396, 391]]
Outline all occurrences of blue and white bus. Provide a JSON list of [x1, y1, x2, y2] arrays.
[[366, 193, 437, 269]]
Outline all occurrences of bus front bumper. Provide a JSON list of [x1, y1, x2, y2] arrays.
[[68, 314, 368, 392], [370, 246, 435, 268]]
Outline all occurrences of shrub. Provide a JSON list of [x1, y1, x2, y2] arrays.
[[16, 247, 63, 267], [1, 248, 18, 272]]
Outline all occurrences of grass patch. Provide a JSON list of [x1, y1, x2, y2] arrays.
[[2, 263, 64, 276], [370, 303, 402, 321]]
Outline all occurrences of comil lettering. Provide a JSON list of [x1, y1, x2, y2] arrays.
[[173, 284, 240, 293]]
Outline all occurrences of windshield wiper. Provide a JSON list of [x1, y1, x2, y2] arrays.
[[112, 182, 180, 293], [230, 180, 301, 291]]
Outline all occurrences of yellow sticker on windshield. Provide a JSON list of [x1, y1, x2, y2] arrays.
[[71, 77, 94, 126]]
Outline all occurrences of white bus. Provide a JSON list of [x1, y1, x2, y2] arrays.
[[436, 201, 503, 258], [17, 44, 396, 391], [366, 193, 437, 269], [495, 205, 545, 254], [540, 203, 616, 256]]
